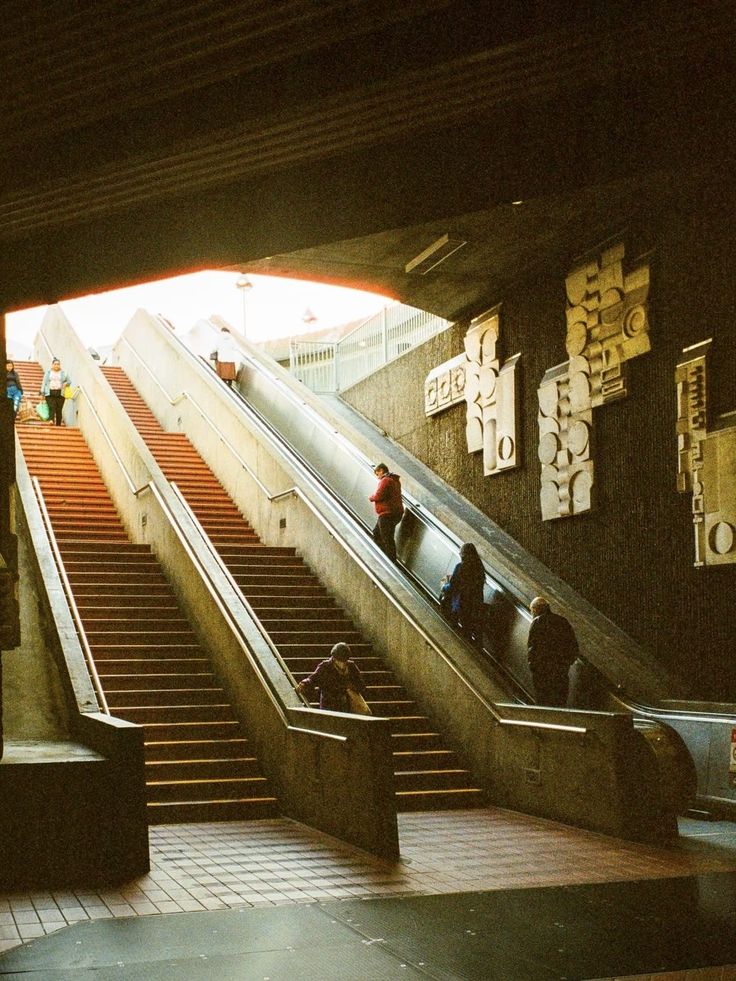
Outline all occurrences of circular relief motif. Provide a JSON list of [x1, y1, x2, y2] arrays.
[[566, 320, 588, 357], [439, 375, 451, 400], [568, 371, 591, 412], [540, 481, 560, 517], [623, 304, 647, 337], [453, 365, 466, 394], [538, 383, 560, 418], [464, 370, 480, 402], [498, 435, 515, 461], [538, 432, 559, 465], [479, 367, 498, 402], [426, 382, 437, 408], [465, 334, 481, 363], [709, 521, 735, 556], [570, 468, 593, 510], [568, 419, 589, 457]]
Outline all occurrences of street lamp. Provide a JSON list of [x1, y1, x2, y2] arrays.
[[236, 275, 253, 338]]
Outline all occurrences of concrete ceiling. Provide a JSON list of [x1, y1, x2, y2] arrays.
[[1, 1, 734, 315], [242, 166, 712, 324]]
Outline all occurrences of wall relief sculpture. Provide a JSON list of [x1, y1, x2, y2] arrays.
[[676, 339, 736, 566], [424, 353, 466, 417], [538, 243, 651, 520], [464, 307, 519, 475], [424, 305, 519, 476]]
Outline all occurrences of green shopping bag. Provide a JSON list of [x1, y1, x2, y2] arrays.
[[36, 400, 50, 421]]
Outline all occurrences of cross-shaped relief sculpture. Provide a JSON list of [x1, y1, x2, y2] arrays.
[[537, 243, 651, 520]]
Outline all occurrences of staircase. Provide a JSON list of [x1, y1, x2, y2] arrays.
[[103, 364, 485, 811], [14, 361, 277, 824]]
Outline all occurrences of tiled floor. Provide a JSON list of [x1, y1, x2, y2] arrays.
[[1, 808, 735, 958]]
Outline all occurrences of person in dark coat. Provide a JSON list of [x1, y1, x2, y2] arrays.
[[440, 542, 486, 648], [369, 462, 404, 562], [526, 596, 579, 707], [294, 642, 369, 713]]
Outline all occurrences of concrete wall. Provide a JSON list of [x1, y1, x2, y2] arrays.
[[1, 432, 149, 888], [3, 490, 71, 740], [343, 187, 736, 701]]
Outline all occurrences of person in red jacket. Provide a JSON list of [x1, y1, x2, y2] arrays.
[[369, 462, 404, 562]]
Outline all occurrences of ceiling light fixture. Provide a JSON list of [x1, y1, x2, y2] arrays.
[[405, 233, 466, 275]]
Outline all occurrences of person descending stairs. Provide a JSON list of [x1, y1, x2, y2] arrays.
[[103, 364, 485, 811], [14, 360, 277, 824]]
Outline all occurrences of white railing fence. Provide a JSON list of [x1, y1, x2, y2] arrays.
[[289, 304, 451, 393]]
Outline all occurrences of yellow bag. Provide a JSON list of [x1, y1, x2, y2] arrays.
[[346, 688, 372, 716], [62, 384, 78, 399]]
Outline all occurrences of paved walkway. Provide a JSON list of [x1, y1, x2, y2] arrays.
[[1, 808, 735, 961]]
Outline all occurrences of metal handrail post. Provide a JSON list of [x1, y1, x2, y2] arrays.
[[382, 306, 388, 365]]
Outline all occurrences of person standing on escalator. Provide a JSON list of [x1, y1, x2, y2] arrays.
[[526, 596, 578, 707], [440, 542, 486, 648], [214, 326, 240, 388], [369, 463, 404, 563]]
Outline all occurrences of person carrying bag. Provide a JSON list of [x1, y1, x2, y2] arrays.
[[40, 357, 72, 427], [294, 642, 372, 715]]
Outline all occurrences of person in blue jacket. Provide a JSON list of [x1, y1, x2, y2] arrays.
[[440, 542, 486, 648]]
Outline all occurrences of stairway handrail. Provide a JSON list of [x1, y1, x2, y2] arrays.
[[141, 477, 293, 724], [66, 371, 320, 722], [168, 481, 309, 705], [58, 379, 295, 717], [30, 476, 110, 715], [72, 384, 142, 496], [119, 337, 287, 502]]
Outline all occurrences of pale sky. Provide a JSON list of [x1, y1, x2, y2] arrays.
[[5, 270, 392, 357]]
